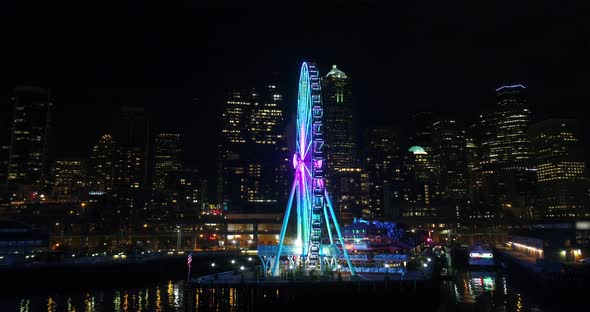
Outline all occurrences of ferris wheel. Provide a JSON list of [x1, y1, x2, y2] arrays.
[[271, 62, 356, 276]]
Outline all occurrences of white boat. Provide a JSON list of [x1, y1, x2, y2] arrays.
[[468, 244, 495, 267]]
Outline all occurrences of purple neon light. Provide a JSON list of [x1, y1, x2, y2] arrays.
[[496, 84, 525, 92]]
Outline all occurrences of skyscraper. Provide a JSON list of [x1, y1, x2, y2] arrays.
[[6, 86, 53, 191], [431, 119, 468, 201], [116, 106, 149, 185], [88, 134, 117, 194], [402, 146, 438, 218], [322, 65, 358, 223], [529, 119, 589, 218], [153, 133, 183, 191], [362, 128, 402, 220], [477, 85, 535, 218], [0, 144, 8, 185], [219, 84, 288, 213], [409, 112, 435, 153], [322, 65, 356, 174]]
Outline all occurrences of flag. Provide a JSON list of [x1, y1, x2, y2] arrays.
[[187, 253, 192, 269]]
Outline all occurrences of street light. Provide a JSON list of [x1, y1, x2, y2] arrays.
[[211, 262, 216, 267], [240, 266, 244, 270], [231, 259, 235, 264]]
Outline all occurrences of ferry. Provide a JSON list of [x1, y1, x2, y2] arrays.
[[468, 244, 495, 267]]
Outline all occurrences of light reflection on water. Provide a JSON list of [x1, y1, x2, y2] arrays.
[[1, 269, 569, 312], [446, 269, 545, 312]]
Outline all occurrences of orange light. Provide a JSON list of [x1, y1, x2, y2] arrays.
[[143, 224, 148, 228]]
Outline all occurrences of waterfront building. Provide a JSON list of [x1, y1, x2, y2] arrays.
[[0, 220, 48, 265], [225, 212, 282, 249]]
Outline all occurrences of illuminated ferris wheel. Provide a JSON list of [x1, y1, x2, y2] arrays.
[[269, 62, 356, 277]]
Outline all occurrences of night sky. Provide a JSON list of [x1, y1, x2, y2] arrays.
[[2, 1, 590, 184]]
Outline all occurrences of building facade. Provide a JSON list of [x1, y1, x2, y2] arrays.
[[153, 133, 183, 191], [219, 85, 288, 213], [529, 119, 589, 218], [6, 86, 53, 192]]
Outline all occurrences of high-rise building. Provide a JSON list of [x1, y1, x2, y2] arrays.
[[116, 106, 149, 186], [331, 167, 363, 226], [114, 146, 144, 230], [219, 84, 288, 213], [362, 128, 402, 220], [322, 65, 356, 174], [322, 65, 358, 223], [409, 112, 435, 153], [153, 133, 182, 191], [477, 85, 535, 218], [6, 86, 53, 190], [529, 119, 589, 218], [431, 119, 468, 201], [50, 159, 86, 201], [402, 146, 438, 218], [148, 168, 206, 227], [88, 134, 117, 195], [0, 144, 8, 185]]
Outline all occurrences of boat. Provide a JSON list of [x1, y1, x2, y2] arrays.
[[468, 244, 495, 267]]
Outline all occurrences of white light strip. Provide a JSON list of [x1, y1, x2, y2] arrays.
[[510, 241, 543, 253]]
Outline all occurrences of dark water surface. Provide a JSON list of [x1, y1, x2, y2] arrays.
[[1, 260, 586, 311]]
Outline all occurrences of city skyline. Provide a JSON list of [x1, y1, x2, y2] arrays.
[[2, 1, 590, 185]]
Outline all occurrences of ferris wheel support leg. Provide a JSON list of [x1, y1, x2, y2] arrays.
[[323, 203, 334, 245], [272, 177, 298, 277], [325, 189, 356, 276], [296, 179, 302, 253]]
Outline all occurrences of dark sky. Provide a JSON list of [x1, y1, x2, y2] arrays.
[[2, 1, 590, 185]]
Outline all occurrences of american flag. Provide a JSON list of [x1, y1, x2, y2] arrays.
[[187, 253, 192, 269]]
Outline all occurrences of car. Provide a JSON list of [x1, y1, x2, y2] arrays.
[[578, 258, 590, 263]]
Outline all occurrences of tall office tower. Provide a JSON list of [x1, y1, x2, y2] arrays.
[[219, 84, 287, 213], [483, 85, 535, 217], [473, 112, 501, 218], [497, 85, 535, 217], [431, 120, 468, 201], [116, 106, 149, 185], [153, 133, 183, 191], [465, 127, 483, 213], [88, 134, 118, 194], [331, 167, 364, 226], [529, 119, 589, 218], [402, 146, 438, 218], [322, 65, 357, 223], [0, 144, 8, 185], [50, 159, 86, 201], [114, 146, 143, 230], [6, 86, 53, 191], [322, 65, 356, 174], [409, 112, 435, 153], [362, 128, 402, 220]]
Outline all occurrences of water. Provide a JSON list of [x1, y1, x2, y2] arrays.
[[0, 267, 584, 311], [442, 269, 547, 312]]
